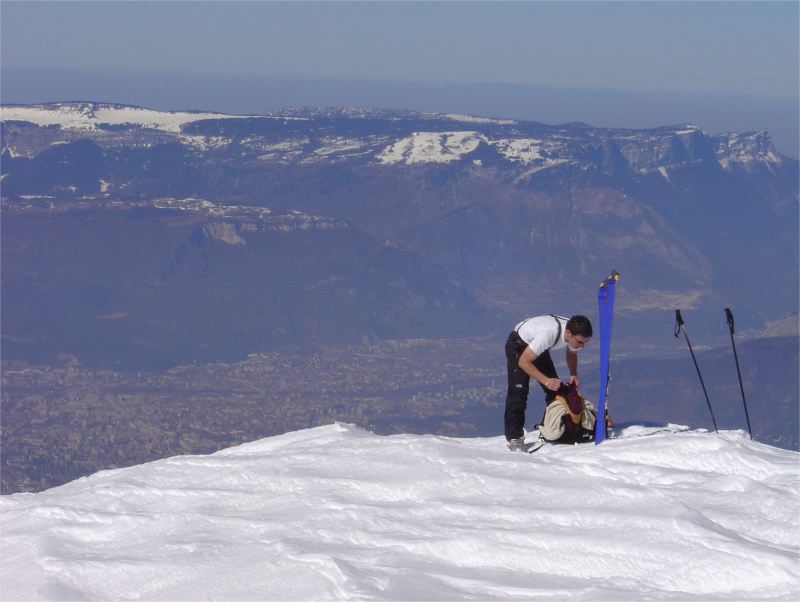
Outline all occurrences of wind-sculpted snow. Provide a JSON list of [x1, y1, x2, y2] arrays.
[[1, 424, 798, 601]]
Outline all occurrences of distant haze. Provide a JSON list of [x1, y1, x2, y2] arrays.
[[2, 1, 797, 157]]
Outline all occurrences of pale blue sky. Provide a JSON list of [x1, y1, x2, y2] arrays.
[[2, 1, 798, 155], [3, 1, 798, 95]]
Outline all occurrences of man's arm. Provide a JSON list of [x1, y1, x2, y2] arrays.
[[518, 346, 561, 391], [566, 348, 580, 387]]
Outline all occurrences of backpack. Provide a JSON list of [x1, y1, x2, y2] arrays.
[[540, 382, 597, 444]]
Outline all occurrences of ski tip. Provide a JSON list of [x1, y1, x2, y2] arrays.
[[599, 270, 620, 287]]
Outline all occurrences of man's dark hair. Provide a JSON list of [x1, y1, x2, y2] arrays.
[[566, 315, 593, 338]]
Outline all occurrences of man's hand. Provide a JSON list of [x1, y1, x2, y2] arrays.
[[568, 374, 580, 388], [544, 377, 562, 391]]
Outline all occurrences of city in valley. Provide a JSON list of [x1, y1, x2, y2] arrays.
[[1, 339, 506, 494]]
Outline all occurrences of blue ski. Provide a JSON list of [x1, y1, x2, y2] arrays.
[[595, 271, 619, 445]]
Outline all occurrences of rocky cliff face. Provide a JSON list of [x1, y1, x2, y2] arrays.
[[1, 103, 797, 369]]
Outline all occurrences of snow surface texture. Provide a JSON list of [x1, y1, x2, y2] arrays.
[[1, 424, 798, 601]]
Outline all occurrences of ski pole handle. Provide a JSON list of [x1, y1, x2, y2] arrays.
[[674, 309, 684, 337], [725, 307, 735, 334]]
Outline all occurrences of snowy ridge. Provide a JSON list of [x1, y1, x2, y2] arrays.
[[1, 423, 798, 600], [0, 103, 247, 133], [2, 103, 791, 173]]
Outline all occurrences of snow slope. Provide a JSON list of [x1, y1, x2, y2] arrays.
[[1, 424, 798, 601]]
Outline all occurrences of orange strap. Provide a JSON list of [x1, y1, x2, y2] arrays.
[[555, 394, 584, 425]]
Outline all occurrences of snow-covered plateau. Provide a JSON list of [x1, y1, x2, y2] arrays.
[[1, 423, 798, 601], [0, 103, 247, 133], [0, 103, 789, 174]]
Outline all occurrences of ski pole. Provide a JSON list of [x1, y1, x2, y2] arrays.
[[724, 308, 753, 440], [674, 310, 718, 433]]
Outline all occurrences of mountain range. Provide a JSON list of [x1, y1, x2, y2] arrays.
[[1, 102, 798, 369]]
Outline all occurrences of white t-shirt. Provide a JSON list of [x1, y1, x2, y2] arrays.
[[514, 315, 572, 356]]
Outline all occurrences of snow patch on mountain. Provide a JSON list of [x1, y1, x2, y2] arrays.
[[716, 131, 785, 172], [443, 113, 517, 125], [179, 134, 234, 151], [307, 136, 391, 163], [377, 131, 483, 164], [246, 137, 310, 161], [1, 423, 797, 601], [1, 144, 28, 158], [492, 137, 552, 164], [377, 132, 567, 166]]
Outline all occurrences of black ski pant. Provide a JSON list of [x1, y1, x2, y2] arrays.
[[504, 330, 559, 441]]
